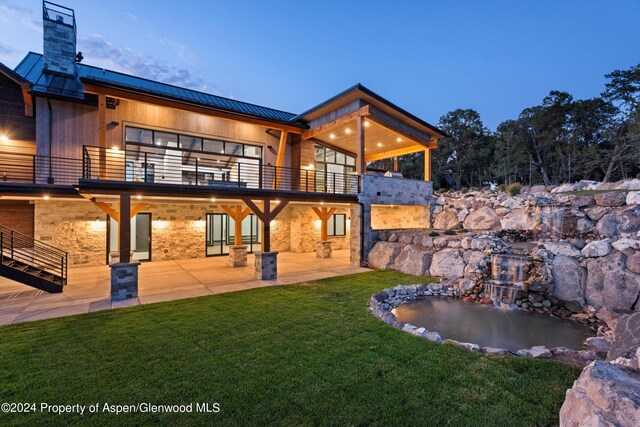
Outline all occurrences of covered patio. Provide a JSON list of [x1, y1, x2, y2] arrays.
[[0, 249, 368, 325]]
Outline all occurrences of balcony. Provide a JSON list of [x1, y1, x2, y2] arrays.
[[0, 147, 361, 197]]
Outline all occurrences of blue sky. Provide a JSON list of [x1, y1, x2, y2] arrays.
[[1, 0, 638, 130]]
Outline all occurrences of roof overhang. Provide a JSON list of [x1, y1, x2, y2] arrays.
[[0, 62, 33, 117]]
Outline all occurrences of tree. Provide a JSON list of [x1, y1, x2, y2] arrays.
[[434, 109, 491, 189]]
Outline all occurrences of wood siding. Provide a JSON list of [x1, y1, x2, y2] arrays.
[[0, 73, 35, 155]]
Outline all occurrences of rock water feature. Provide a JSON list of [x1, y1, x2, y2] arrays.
[[534, 203, 566, 240], [486, 253, 530, 307]]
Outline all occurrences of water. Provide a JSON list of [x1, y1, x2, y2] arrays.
[[394, 297, 593, 351], [535, 204, 565, 239], [487, 253, 531, 305]]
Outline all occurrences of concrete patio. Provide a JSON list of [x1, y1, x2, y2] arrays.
[[0, 249, 369, 325]]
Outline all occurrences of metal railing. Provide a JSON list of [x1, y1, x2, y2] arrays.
[[0, 151, 83, 185], [0, 224, 68, 286], [82, 145, 360, 195]]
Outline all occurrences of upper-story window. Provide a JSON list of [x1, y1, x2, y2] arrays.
[[124, 126, 262, 159]]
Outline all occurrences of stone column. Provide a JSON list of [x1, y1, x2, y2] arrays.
[[228, 245, 248, 267], [254, 251, 278, 280], [317, 240, 332, 258], [110, 261, 140, 301], [350, 203, 375, 267]]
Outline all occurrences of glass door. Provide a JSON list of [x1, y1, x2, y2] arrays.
[[228, 214, 261, 253], [107, 213, 152, 263], [206, 213, 229, 256]]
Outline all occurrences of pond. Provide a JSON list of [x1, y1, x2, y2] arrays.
[[394, 297, 594, 351]]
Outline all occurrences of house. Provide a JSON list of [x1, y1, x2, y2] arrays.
[[0, 2, 444, 300]]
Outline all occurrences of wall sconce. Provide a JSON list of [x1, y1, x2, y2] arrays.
[[109, 121, 120, 126]]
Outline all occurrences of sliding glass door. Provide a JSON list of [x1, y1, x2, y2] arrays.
[[107, 213, 152, 263], [206, 213, 261, 256]]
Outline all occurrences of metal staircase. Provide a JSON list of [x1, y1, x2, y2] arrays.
[[0, 225, 67, 293]]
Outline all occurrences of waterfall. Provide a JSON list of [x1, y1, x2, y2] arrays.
[[486, 254, 531, 307], [535, 204, 565, 240]]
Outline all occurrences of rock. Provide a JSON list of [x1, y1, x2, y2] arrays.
[[559, 361, 640, 427], [581, 240, 612, 258], [530, 185, 546, 194], [576, 180, 599, 191], [457, 208, 469, 222], [500, 208, 530, 230], [553, 183, 577, 193], [367, 242, 403, 270], [551, 347, 597, 366], [421, 331, 443, 343], [585, 206, 607, 221], [518, 346, 552, 358], [463, 252, 486, 277], [483, 347, 509, 355], [594, 191, 628, 207], [564, 300, 583, 313], [612, 239, 640, 256], [617, 179, 640, 191], [500, 197, 521, 210], [575, 218, 595, 234], [433, 208, 461, 229], [572, 196, 595, 208], [479, 297, 492, 304], [627, 191, 640, 206], [398, 234, 413, 245], [595, 205, 640, 237], [627, 253, 640, 274], [608, 312, 640, 361], [392, 245, 433, 276], [429, 249, 466, 279], [585, 252, 640, 310], [544, 242, 582, 257], [433, 237, 448, 248], [585, 336, 612, 355], [494, 207, 510, 216], [456, 278, 476, 293], [463, 206, 501, 231]]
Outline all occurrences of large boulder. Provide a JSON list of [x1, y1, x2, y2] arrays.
[[627, 253, 640, 274], [595, 205, 640, 237], [612, 238, 640, 256], [559, 361, 640, 427], [594, 191, 628, 207], [464, 251, 487, 277], [585, 206, 607, 221], [552, 255, 586, 302], [627, 191, 640, 206], [433, 208, 461, 229], [500, 208, 531, 230], [543, 242, 582, 257], [367, 242, 402, 270], [585, 252, 640, 310], [392, 244, 432, 276], [463, 206, 501, 231], [429, 249, 466, 279], [581, 240, 612, 258], [608, 312, 640, 361]]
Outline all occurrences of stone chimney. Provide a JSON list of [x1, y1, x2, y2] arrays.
[[42, 1, 77, 76]]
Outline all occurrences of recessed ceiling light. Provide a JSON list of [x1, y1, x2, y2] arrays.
[[43, 194, 50, 200], [345, 128, 352, 134], [364, 121, 370, 127], [329, 133, 335, 139], [377, 143, 383, 147], [136, 195, 142, 200], [211, 197, 216, 202], [396, 137, 402, 142]]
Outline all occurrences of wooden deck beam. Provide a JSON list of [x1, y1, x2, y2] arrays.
[[312, 207, 337, 241], [302, 105, 370, 140], [242, 199, 289, 252]]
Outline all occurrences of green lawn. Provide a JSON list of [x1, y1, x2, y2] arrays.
[[0, 271, 579, 426]]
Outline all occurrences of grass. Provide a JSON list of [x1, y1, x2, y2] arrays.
[[0, 271, 580, 426], [560, 189, 628, 196]]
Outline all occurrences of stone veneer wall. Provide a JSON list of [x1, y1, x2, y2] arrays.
[[371, 205, 428, 230], [34, 201, 348, 267], [289, 206, 350, 253]]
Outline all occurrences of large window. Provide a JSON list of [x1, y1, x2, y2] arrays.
[[327, 214, 346, 237], [124, 126, 262, 159], [314, 144, 356, 193]]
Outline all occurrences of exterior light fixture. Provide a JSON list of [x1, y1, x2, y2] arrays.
[[111, 145, 120, 150], [377, 143, 383, 147], [329, 133, 335, 139], [364, 121, 370, 127], [43, 194, 50, 200], [136, 194, 142, 200], [396, 137, 402, 142], [211, 197, 216, 202], [0, 134, 8, 142], [345, 128, 352, 134]]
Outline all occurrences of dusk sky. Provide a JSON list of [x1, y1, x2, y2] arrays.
[[0, 0, 638, 130]]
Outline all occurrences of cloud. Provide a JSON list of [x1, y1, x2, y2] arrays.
[[0, 1, 42, 34], [0, 42, 16, 56], [78, 34, 221, 95]]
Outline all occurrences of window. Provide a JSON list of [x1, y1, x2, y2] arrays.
[[327, 214, 346, 237]]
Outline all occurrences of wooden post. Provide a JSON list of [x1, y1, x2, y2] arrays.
[[424, 148, 431, 181], [119, 194, 131, 263], [312, 207, 337, 241], [356, 115, 365, 175], [275, 130, 288, 190], [221, 205, 251, 246], [98, 93, 107, 179], [242, 199, 289, 252], [393, 156, 399, 172]]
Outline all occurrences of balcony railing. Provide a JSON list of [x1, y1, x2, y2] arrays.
[[0, 148, 361, 195]]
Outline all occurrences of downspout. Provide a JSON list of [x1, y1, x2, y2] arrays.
[[47, 99, 54, 184], [359, 201, 367, 268]]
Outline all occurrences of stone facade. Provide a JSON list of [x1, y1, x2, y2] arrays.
[[228, 245, 248, 267], [254, 252, 277, 280], [43, 17, 76, 76], [34, 201, 350, 267], [371, 205, 428, 230], [110, 262, 139, 301], [316, 241, 332, 258]]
